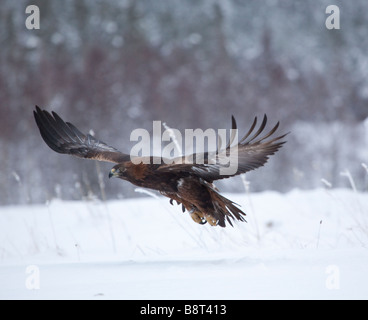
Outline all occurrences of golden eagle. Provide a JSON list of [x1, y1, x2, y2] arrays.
[[34, 106, 287, 227]]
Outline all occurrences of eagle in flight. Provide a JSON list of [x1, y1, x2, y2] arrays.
[[34, 106, 287, 227]]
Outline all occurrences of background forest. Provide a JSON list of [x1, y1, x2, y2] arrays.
[[1, 0, 367, 205]]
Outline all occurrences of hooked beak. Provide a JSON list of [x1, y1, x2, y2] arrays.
[[109, 168, 117, 179]]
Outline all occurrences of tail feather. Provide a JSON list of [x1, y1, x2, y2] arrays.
[[204, 181, 246, 227]]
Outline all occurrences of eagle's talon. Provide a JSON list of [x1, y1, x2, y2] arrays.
[[205, 215, 218, 226], [189, 210, 207, 225]]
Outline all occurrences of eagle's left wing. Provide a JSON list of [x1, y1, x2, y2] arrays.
[[158, 115, 288, 182]]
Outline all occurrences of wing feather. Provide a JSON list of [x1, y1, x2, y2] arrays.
[[34, 106, 130, 164], [158, 115, 288, 182]]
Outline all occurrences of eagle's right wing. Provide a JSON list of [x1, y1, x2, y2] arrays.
[[34, 106, 130, 164]]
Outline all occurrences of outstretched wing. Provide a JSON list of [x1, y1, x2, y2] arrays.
[[34, 106, 130, 164], [158, 115, 288, 181]]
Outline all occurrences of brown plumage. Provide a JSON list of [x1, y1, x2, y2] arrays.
[[33, 106, 288, 227]]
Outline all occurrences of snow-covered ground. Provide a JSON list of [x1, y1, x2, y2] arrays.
[[1, 188, 368, 300]]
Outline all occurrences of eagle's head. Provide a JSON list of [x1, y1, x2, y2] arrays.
[[109, 164, 127, 179]]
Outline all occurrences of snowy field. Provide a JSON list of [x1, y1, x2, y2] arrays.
[[1, 188, 368, 300]]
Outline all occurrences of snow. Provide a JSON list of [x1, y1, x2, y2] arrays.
[[1, 188, 368, 300]]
